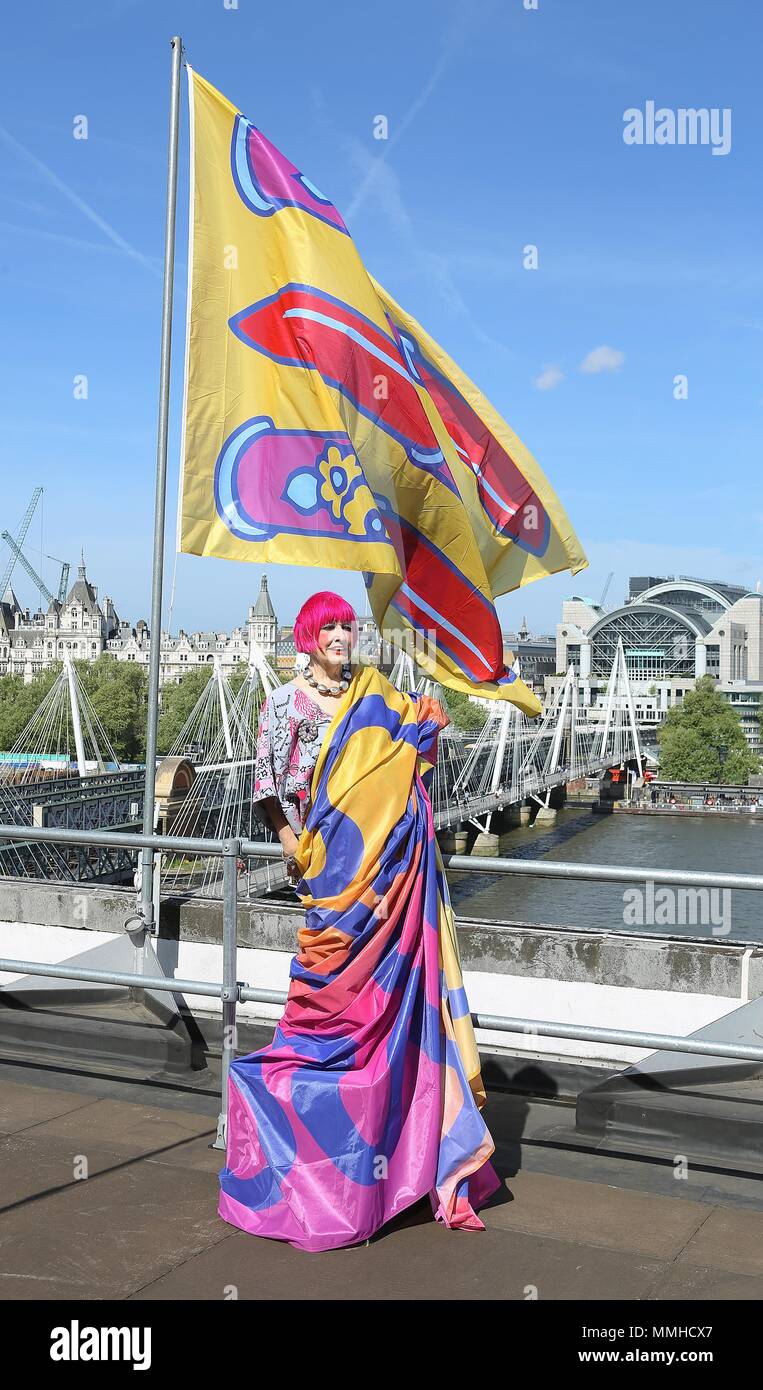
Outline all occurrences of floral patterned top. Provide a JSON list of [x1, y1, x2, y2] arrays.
[[252, 681, 336, 836]]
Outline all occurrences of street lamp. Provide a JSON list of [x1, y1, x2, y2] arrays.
[[717, 742, 728, 786]]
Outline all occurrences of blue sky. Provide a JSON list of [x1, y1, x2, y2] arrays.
[[1, 0, 760, 639]]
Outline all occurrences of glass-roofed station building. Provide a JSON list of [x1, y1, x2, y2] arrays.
[[548, 576, 763, 759]]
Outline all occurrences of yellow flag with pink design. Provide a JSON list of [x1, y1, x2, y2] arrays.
[[178, 67, 587, 712]]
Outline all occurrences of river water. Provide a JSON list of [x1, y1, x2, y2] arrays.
[[445, 806, 763, 944]]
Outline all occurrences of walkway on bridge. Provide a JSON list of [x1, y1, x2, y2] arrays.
[[1, 1057, 762, 1300]]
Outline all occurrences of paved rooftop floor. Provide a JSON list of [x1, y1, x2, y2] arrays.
[[1, 1057, 763, 1301]]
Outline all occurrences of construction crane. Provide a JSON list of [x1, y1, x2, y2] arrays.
[[598, 571, 614, 609], [0, 531, 56, 608], [47, 554, 70, 603], [0, 487, 43, 598]]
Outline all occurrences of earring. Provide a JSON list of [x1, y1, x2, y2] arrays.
[[294, 651, 310, 673]]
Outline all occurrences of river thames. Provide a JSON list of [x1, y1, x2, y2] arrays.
[[445, 806, 763, 944]]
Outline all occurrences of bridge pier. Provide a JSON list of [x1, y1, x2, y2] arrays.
[[489, 804, 524, 832], [436, 827, 468, 854], [471, 830, 501, 856]]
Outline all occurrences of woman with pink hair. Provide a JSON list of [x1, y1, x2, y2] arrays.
[[218, 588, 501, 1252], [249, 590, 359, 875]]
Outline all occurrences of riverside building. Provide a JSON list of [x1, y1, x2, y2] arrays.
[[0, 569, 386, 688], [548, 575, 763, 758]]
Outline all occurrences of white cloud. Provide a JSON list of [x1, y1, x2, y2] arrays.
[[579, 345, 625, 374], [533, 364, 564, 391]]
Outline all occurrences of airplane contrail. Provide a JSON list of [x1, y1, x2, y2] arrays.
[[0, 123, 161, 277]]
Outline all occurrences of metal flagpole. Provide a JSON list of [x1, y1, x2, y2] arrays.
[[139, 34, 183, 933]]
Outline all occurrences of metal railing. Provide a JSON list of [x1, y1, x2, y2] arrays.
[[0, 822, 763, 1154], [438, 852, 763, 892]]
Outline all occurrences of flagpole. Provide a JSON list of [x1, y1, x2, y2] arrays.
[[139, 34, 183, 932]]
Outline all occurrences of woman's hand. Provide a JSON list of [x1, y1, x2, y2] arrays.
[[279, 827, 302, 882], [279, 826, 300, 858]]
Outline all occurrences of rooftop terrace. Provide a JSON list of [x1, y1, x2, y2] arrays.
[[2, 1054, 763, 1301]]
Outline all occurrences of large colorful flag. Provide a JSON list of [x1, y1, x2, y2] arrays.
[[178, 68, 587, 713]]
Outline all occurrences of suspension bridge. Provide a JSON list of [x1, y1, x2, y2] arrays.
[[0, 639, 642, 894]]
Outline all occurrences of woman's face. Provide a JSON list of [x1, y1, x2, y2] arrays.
[[316, 620, 353, 663]]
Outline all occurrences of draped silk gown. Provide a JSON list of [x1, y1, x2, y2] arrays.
[[218, 665, 501, 1251]]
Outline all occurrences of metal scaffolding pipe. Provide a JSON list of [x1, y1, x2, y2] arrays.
[[1, 823, 762, 892], [0, 957, 226, 998], [438, 853, 763, 892], [3, 963, 761, 1065], [140, 34, 184, 933]]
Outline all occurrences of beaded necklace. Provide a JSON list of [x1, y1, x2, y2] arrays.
[[303, 660, 352, 697]]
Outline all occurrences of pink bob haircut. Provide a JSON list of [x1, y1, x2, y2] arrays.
[[293, 591, 359, 656]]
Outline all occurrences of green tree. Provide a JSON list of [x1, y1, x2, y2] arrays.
[[156, 665, 214, 754], [228, 662, 250, 697], [77, 655, 148, 763], [0, 666, 62, 752], [0, 657, 148, 764], [657, 676, 758, 784], [441, 685, 487, 732]]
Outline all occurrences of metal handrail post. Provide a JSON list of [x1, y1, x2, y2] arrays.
[[214, 837, 240, 1151]]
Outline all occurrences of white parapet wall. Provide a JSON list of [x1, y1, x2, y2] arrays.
[[0, 881, 759, 1072]]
